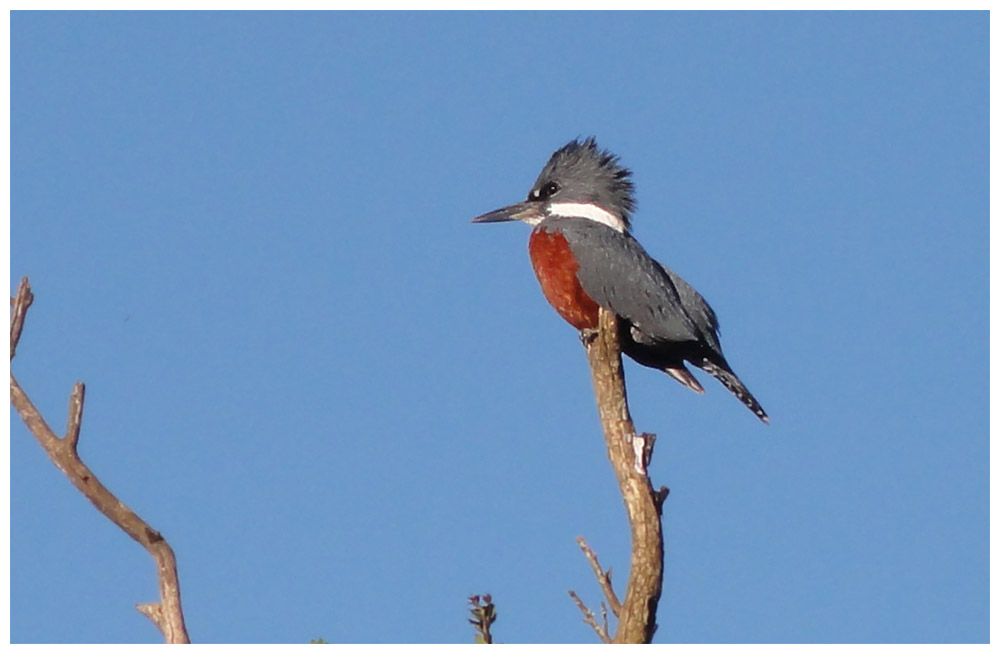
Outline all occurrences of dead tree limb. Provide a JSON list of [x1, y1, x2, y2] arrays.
[[578, 308, 666, 644], [9, 277, 190, 644]]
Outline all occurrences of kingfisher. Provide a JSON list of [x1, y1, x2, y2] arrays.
[[472, 138, 768, 424]]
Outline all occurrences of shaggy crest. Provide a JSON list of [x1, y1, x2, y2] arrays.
[[532, 137, 637, 229]]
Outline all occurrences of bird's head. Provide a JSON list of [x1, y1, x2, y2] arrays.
[[472, 137, 636, 233]]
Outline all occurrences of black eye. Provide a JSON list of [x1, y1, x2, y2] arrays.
[[529, 181, 559, 202]]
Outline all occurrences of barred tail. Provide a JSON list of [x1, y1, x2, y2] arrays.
[[697, 358, 770, 424]]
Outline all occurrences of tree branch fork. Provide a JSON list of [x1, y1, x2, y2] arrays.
[[10, 277, 190, 643]]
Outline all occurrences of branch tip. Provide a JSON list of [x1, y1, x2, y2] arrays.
[[568, 589, 612, 643], [10, 276, 34, 360], [467, 593, 496, 644]]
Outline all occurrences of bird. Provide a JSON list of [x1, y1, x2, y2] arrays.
[[472, 137, 768, 424]]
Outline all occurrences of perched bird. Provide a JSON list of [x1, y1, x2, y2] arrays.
[[472, 138, 768, 424]]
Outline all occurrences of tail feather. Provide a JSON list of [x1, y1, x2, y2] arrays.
[[664, 365, 705, 394], [697, 358, 770, 424]]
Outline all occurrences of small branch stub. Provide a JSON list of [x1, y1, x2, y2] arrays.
[[10, 276, 33, 360], [65, 382, 85, 451]]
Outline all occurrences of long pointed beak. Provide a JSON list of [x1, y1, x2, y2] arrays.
[[471, 201, 544, 225]]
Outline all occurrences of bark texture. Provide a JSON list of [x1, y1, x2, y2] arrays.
[[582, 308, 665, 644]]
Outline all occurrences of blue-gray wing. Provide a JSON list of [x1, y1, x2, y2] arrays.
[[552, 217, 722, 354], [654, 256, 722, 354]]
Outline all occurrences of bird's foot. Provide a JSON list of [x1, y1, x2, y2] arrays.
[[579, 328, 600, 345]]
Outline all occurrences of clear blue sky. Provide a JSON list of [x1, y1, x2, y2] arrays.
[[10, 11, 987, 644]]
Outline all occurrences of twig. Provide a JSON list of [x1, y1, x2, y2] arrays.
[[9, 278, 190, 643], [568, 590, 611, 643], [581, 308, 665, 643], [575, 536, 621, 617]]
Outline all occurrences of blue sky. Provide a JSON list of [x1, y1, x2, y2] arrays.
[[10, 11, 987, 644]]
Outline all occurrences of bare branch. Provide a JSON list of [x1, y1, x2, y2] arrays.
[[568, 590, 611, 643], [9, 279, 190, 643], [582, 308, 665, 643], [575, 536, 621, 618]]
